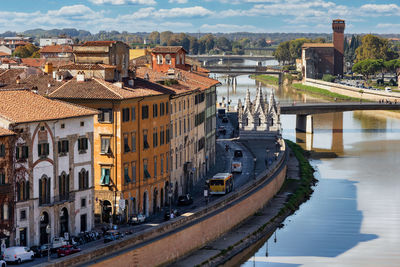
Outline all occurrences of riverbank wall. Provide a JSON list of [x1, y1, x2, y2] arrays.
[[304, 78, 400, 101], [41, 142, 287, 267]]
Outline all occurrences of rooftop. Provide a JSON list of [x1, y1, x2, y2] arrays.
[[152, 46, 187, 54], [81, 41, 117, 46], [59, 63, 116, 70], [0, 127, 15, 137], [0, 89, 98, 124], [302, 43, 334, 48], [40, 45, 73, 53]]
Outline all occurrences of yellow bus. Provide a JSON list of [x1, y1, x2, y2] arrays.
[[208, 173, 234, 195]]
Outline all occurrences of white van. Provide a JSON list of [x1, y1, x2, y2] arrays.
[[3, 246, 34, 264], [385, 87, 392, 93], [231, 161, 243, 173]]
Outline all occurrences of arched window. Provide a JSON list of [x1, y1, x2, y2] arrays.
[[165, 54, 171, 65], [181, 54, 184, 65], [246, 118, 249, 126], [79, 169, 89, 190], [39, 176, 51, 205], [3, 203, 8, 220], [176, 54, 180, 65], [157, 54, 163, 65], [259, 118, 261, 126], [59, 172, 69, 200]]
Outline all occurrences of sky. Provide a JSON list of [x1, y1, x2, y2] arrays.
[[0, 0, 399, 34]]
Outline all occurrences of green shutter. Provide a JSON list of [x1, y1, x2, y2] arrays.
[[38, 179, 42, 204], [16, 147, 20, 159], [58, 141, 61, 153], [105, 169, 110, 185], [38, 144, 42, 157], [66, 174, 70, 193], [100, 168, 106, 185], [84, 138, 88, 150]]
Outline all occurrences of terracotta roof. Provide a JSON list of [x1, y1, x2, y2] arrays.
[[0, 127, 15, 137], [302, 43, 334, 48], [0, 89, 98, 124], [0, 52, 10, 57], [21, 58, 46, 68], [49, 77, 174, 100], [0, 69, 25, 84], [152, 46, 187, 54], [136, 67, 220, 94], [59, 63, 116, 70], [82, 41, 117, 46], [40, 45, 73, 53], [0, 73, 66, 95]]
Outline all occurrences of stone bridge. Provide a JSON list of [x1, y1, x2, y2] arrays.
[[280, 102, 400, 133], [190, 54, 275, 65]]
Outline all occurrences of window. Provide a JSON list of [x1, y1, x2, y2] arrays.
[[165, 54, 171, 65], [176, 54, 180, 64], [100, 168, 111, 186], [142, 105, 149, 119], [131, 107, 136, 121], [123, 134, 130, 153], [179, 101, 181, 111], [79, 169, 89, 190], [0, 170, 6, 184], [174, 121, 177, 138], [59, 172, 69, 200], [20, 210, 26, 220], [81, 198, 86, 208], [175, 152, 178, 170], [61, 123, 65, 129], [166, 102, 169, 114], [181, 54, 184, 65], [160, 127, 164, 146], [131, 132, 136, 152], [131, 161, 136, 183], [80, 121, 85, 127], [153, 104, 158, 118], [124, 165, 131, 184], [187, 117, 190, 132], [174, 103, 176, 113], [166, 152, 169, 173], [78, 137, 88, 153], [143, 130, 149, 149], [195, 93, 205, 104], [17, 181, 29, 202], [3, 203, 8, 221], [100, 137, 111, 154], [143, 159, 150, 179], [153, 129, 158, 147], [80, 214, 87, 232], [0, 144, 5, 157], [58, 140, 69, 155], [16, 145, 29, 160], [39, 176, 51, 205], [98, 109, 113, 123], [184, 100, 186, 110], [157, 54, 163, 64], [198, 137, 205, 151], [184, 117, 186, 134], [160, 103, 165, 116], [154, 156, 157, 178], [179, 120, 182, 136], [166, 127, 170, 144], [161, 155, 164, 175], [122, 108, 130, 122], [195, 111, 205, 126]]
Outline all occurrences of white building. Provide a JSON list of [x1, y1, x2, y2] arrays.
[[237, 86, 281, 139], [0, 89, 97, 246], [39, 37, 74, 47]]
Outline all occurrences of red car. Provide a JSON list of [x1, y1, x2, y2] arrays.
[[57, 245, 81, 257]]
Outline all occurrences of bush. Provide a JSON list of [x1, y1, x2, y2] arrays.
[[322, 74, 335, 82]]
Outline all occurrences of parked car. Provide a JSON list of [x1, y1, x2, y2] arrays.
[[30, 244, 50, 258], [177, 194, 194, 206], [231, 161, 243, 173], [103, 230, 124, 243], [222, 116, 229, 123], [3, 246, 34, 264], [51, 237, 68, 252], [385, 87, 392, 92], [0, 259, 6, 267], [57, 245, 81, 258], [128, 213, 146, 225], [234, 149, 243, 158]]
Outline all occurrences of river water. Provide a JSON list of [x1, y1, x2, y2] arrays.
[[214, 63, 400, 267]]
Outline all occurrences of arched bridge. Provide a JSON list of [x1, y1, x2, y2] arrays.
[[280, 102, 400, 133]]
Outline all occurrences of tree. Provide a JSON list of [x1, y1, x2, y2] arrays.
[[12, 43, 39, 58], [216, 37, 231, 52], [355, 34, 397, 62], [289, 38, 310, 61], [274, 41, 291, 65], [148, 31, 160, 44], [200, 34, 215, 52], [160, 31, 173, 46], [189, 37, 199, 55], [352, 59, 382, 79]]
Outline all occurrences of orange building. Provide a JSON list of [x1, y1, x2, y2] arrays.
[[151, 46, 188, 73], [49, 74, 173, 221]]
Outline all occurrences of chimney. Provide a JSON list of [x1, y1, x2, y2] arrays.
[[16, 75, 21, 84], [114, 82, 123, 88], [77, 71, 85, 82]]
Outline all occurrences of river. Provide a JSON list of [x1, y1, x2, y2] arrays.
[[214, 66, 400, 267]]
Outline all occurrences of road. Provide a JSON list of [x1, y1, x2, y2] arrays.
[[16, 114, 255, 267]]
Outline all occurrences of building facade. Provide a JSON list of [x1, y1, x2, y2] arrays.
[[0, 89, 97, 247]]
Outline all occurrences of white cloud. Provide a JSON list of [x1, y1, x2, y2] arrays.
[[89, 0, 156, 5], [200, 23, 261, 33], [123, 6, 214, 19], [169, 0, 188, 3]]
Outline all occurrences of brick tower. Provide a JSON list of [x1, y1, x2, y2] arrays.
[[332, 19, 345, 76]]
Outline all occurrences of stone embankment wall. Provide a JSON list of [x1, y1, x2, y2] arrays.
[[304, 78, 400, 101], [44, 144, 287, 267]]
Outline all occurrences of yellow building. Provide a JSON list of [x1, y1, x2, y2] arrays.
[[49, 75, 173, 222], [129, 48, 151, 61]]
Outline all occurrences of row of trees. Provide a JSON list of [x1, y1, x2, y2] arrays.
[[352, 59, 400, 79]]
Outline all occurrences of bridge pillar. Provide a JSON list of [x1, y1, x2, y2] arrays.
[[296, 114, 313, 133], [278, 73, 283, 85]]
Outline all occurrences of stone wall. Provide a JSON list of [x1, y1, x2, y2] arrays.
[[44, 143, 287, 267]]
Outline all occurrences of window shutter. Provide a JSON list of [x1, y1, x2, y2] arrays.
[[38, 144, 42, 157], [78, 139, 82, 151], [65, 140, 69, 153], [84, 138, 88, 150], [100, 168, 106, 185], [59, 176, 62, 196], [47, 178, 51, 203], [58, 141, 61, 153], [66, 174, 70, 193], [38, 179, 42, 204], [23, 146, 28, 158], [45, 143, 49, 155], [85, 171, 89, 188], [26, 181, 30, 200]]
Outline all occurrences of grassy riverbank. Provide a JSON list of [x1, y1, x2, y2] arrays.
[[251, 74, 279, 85], [291, 83, 364, 102]]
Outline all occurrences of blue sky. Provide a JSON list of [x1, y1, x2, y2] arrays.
[[0, 0, 399, 34]]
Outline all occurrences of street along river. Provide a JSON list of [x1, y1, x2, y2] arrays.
[[214, 69, 400, 266]]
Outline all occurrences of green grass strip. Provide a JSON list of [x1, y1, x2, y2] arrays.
[[251, 74, 279, 85], [291, 83, 365, 102]]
